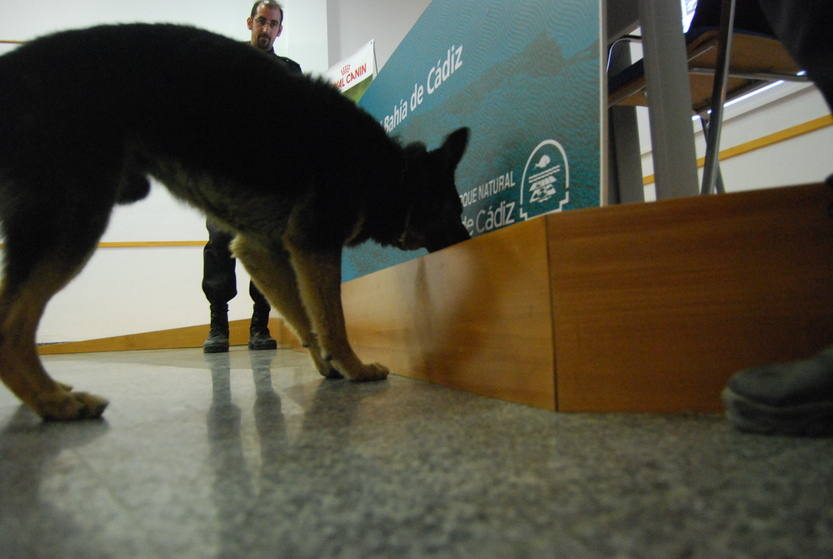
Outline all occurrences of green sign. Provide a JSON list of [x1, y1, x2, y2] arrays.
[[344, 0, 602, 281]]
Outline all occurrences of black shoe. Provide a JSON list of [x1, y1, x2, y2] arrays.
[[248, 303, 277, 350], [248, 330, 277, 351], [203, 304, 230, 353], [722, 345, 833, 436]]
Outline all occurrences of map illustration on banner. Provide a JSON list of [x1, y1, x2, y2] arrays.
[[343, 0, 602, 281]]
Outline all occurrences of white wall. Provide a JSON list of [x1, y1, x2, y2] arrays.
[[326, 0, 430, 69], [0, 0, 328, 343], [282, 1, 329, 73], [0, 0, 328, 70]]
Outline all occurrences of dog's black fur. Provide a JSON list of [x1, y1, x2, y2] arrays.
[[0, 24, 469, 420]]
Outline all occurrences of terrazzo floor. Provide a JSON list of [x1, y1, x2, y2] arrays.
[[1, 347, 832, 558]]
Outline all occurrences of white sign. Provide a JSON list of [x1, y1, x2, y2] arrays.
[[324, 40, 377, 101]]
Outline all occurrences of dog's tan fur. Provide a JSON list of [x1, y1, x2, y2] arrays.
[[0, 262, 109, 419]]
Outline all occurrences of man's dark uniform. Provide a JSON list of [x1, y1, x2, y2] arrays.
[[202, 51, 302, 353]]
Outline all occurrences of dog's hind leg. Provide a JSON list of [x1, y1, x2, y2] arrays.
[[0, 271, 109, 420], [232, 235, 343, 379], [0, 185, 114, 420]]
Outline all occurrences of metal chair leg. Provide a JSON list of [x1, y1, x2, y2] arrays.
[[699, 113, 727, 195], [701, 0, 736, 195]]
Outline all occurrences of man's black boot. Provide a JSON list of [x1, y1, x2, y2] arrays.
[[203, 304, 230, 353], [248, 303, 277, 350]]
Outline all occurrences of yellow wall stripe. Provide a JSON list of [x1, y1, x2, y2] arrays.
[[98, 241, 206, 248], [0, 241, 205, 249], [643, 114, 833, 185]]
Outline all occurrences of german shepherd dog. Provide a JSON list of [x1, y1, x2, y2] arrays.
[[0, 24, 469, 420]]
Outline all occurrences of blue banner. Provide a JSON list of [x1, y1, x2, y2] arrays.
[[344, 0, 602, 281]]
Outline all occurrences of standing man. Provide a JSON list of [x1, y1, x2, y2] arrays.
[[202, 0, 302, 353], [245, 0, 302, 72]]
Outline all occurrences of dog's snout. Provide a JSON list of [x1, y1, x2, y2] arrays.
[[426, 223, 469, 253]]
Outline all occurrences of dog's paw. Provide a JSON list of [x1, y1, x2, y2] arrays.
[[37, 390, 109, 421], [313, 360, 343, 379], [349, 362, 390, 382], [320, 368, 344, 380], [308, 352, 344, 379]]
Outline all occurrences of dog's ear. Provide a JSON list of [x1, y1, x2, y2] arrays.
[[440, 127, 469, 169]]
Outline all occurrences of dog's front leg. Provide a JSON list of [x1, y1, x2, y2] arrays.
[[232, 236, 340, 378], [284, 245, 389, 382]]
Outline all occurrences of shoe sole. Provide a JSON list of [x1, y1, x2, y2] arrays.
[[248, 341, 278, 350], [721, 386, 833, 436]]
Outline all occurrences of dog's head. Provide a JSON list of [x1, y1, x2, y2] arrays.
[[398, 127, 471, 253]]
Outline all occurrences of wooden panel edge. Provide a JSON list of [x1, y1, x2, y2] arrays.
[[548, 183, 833, 412], [343, 218, 557, 410]]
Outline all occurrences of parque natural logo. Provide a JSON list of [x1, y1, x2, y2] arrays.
[[520, 139, 569, 220]]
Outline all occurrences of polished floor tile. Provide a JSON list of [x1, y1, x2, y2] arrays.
[[1, 347, 832, 558]]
